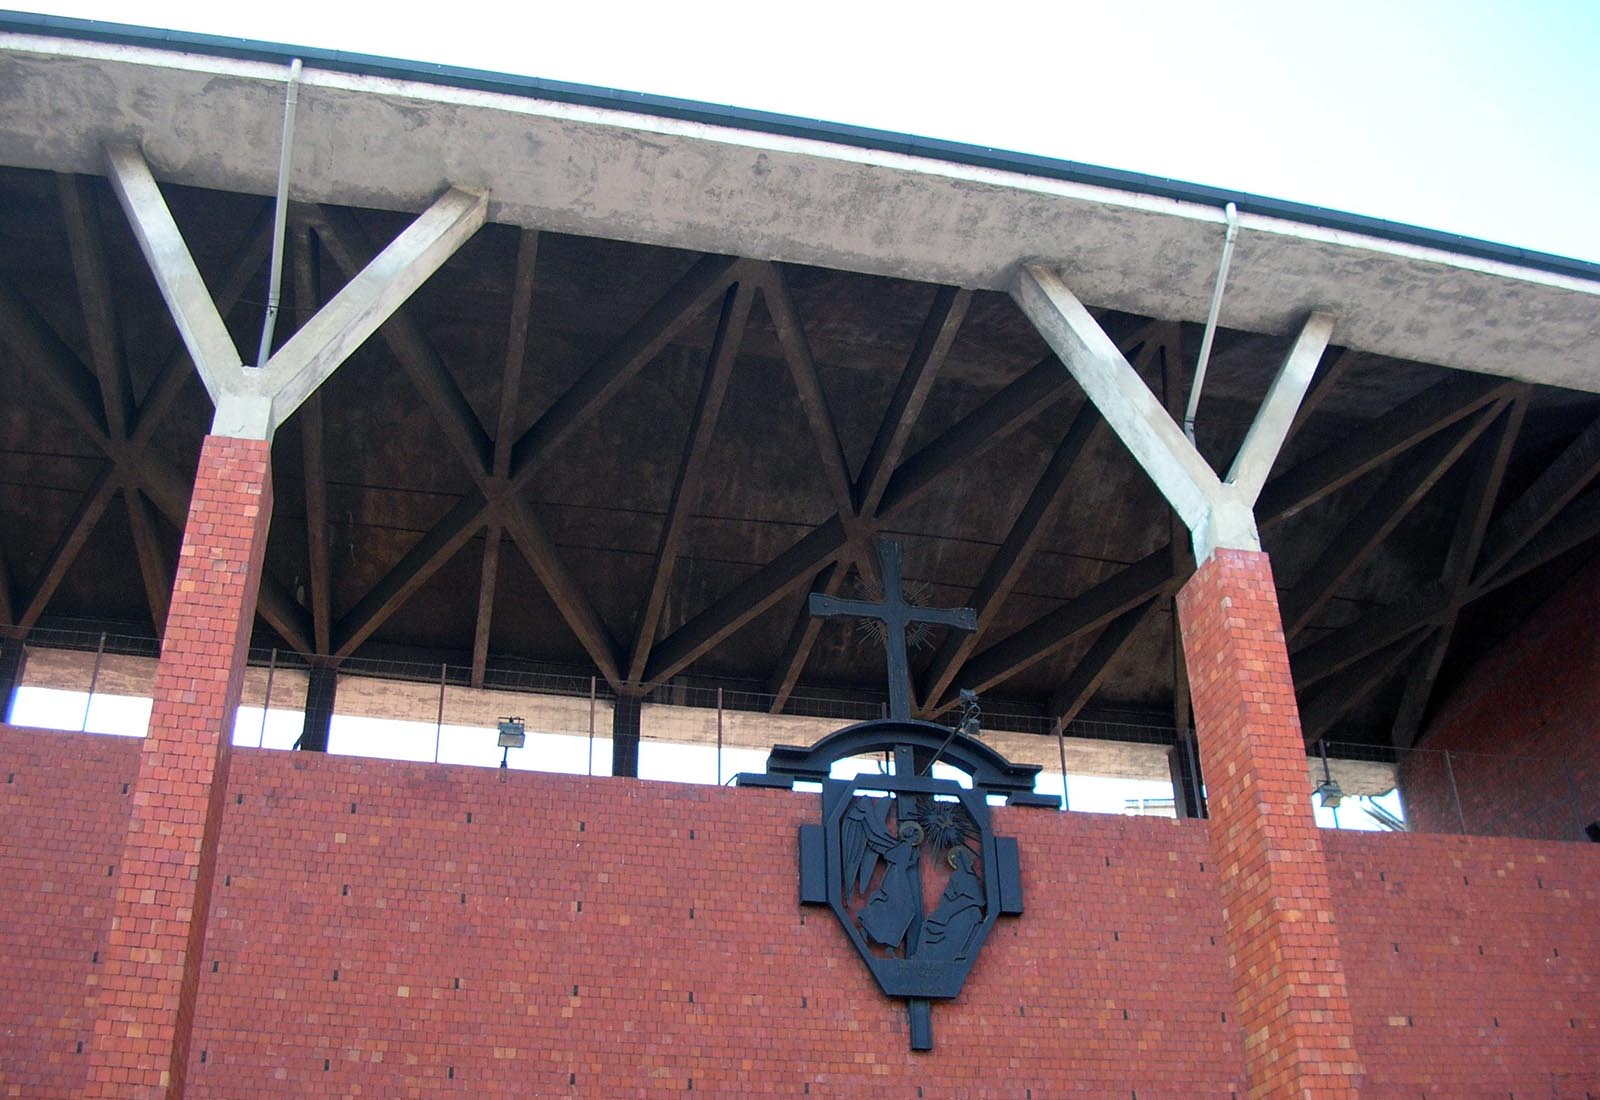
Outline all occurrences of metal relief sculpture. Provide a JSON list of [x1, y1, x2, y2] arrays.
[[738, 539, 1057, 1050]]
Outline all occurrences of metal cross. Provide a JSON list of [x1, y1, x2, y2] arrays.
[[809, 539, 976, 721]]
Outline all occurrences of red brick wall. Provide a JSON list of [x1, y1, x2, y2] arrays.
[[0, 727, 140, 1100], [1402, 558, 1600, 841], [1325, 830, 1600, 1099], [1178, 549, 1361, 1099], [4, 723, 1599, 1098], [186, 748, 1242, 1098]]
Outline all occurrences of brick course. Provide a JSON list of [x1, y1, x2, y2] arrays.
[[1177, 549, 1362, 1099], [80, 435, 273, 1100]]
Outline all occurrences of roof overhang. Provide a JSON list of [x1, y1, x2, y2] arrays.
[[1, 27, 1596, 391]]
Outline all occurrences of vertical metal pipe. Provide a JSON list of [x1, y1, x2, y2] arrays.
[[255, 58, 304, 367], [1183, 201, 1239, 442], [1442, 749, 1467, 835], [587, 676, 597, 777], [257, 647, 276, 748], [433, 662, 445, 764], [80, 631, 106, 732], [1055, 717, 1070, 812], [716, 686, 724, 786], [1187, 732, 1205, 819]]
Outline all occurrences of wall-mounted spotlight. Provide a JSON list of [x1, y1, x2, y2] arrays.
[[1315, 739, 1344, 809], [497, 716, 526, 769]]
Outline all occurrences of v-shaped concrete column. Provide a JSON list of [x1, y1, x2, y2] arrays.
[[82, 144, 486, 1100], [106, 142, 488, 442], [1014, 263, 1362, 1099]]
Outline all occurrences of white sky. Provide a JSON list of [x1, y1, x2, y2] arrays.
[[14, 0, 1600, 262]]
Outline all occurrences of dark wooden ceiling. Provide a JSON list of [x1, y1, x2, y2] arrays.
[[2, 165, 1597, 754]]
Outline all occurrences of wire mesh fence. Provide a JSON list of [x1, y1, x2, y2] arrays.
[[3, 633, 1595, 843]]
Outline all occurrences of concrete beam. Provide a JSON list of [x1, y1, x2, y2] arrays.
[[259, 185, 488, 428], [103, 142, 242, 401], [1012, 264, 1218, 535], [1223, 311, 1335, 503]]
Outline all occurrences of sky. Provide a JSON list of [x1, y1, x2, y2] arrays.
[[11, 0, 1600, 262]]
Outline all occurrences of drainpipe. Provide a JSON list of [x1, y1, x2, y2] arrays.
[[1183, 201, 1239, 443], [254, 57, 304, 368]]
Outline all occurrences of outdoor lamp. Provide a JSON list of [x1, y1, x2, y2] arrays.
[[1315, 739, 1343, 809], [497, 716, 526, 769], [1315, 777, 1345, 809]]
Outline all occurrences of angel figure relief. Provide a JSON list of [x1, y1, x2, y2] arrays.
[[841, 794, 985, 964]]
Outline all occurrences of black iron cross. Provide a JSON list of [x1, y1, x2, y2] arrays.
[[810, 539, 976, 721]]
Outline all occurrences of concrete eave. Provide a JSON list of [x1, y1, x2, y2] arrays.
[[2, 30, 1597, 391]]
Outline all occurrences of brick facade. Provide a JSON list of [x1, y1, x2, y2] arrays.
[[1177, 549, 1362, 1099], [1401, 558, 1600, 841], [3, 723, 1597, 1097], [80, 435, 273, 1100]]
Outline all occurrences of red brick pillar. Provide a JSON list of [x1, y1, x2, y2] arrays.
[[83, 435, 272, 1100], [1176, 549, 1362, 1100]]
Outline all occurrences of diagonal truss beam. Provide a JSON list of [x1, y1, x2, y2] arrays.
[[333, 492, 488, 657], [939, 546, 1178, 706], [1047, 596, 1162, 725], [644, 517, 849, 685], [857, 287, 972, 516], [1389, 395, 1528, 747], [326, 249, 743, 679], [493, 230, 540, 479], [919, 400, 1103, 711], [292, 228, 334, 656], [0, 278, 114, 447], [314, 208, 494, 477], [322, 211, 631, 683], [124, 487, 172, 636], [753, 263, 856, 521], [1298, 631, 1430, 745], [767, 286, 972, 711], [17, 466, 119, 631], [1258, 373, 1513, 526], [1279, 406, 1498, 639], [877, 356, 1068, 516], [629, 280, 755, 685], [472, 228, 540, 686], [1489, 486, 1600, 589], [509, 255, 745, 488], [1471, 409, 1600, 588], [501, 496, 623, 687], [766, 562, 848, 709], [470, 525, 503, 690], [1292, 433, 1597, 701], [651, 342, 1076, 688], [0, 270, 311, 649], [58, 174, 133, 440]]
